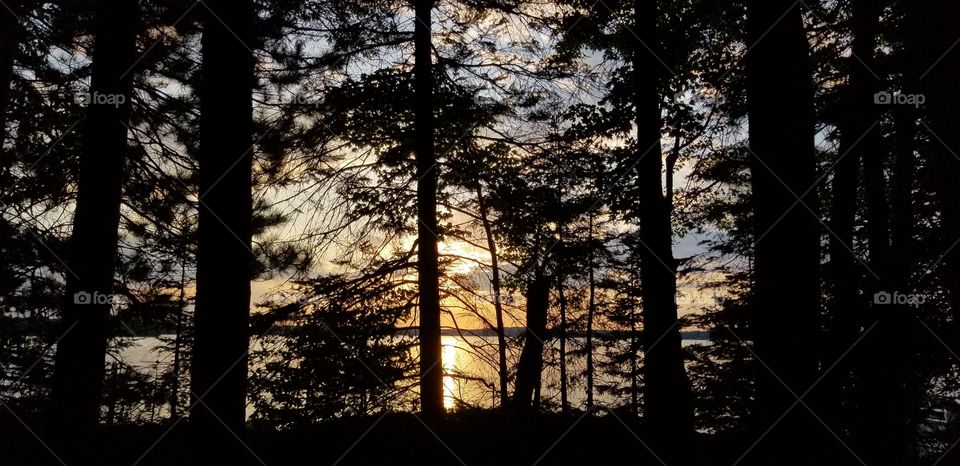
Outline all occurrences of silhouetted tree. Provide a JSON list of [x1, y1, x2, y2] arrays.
[[189, 0, 256, 453], [7, 0, 960, 463], [513, 267, 549, 410], [745, 0, 821, 463], [821, 0, 866, 438], [923, 0, 960, 346], [849, 2, 910, 463], [47, 0, 138, 460], [585, 213, 596, 411], [921, 3, 960, 460], [631, 0, 694, 451], [413, 0, 444, 423], [250, 270, 415, 425], [476, 185, 510, 406]]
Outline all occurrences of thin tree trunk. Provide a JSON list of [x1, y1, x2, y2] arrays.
[[821, 0, 871, 445], [666, 133, 680, 215], [633, 0, 693, 449], [745, 0, 821, 463], [630, 317, 639, 417], [884, 84, 917, 462], [888, 5, 920, 295], [586, 214, 595, 412], [822, 87, 860, 433], [889, 105, 915, 290], [512, 269, 549, 411], [170, 263, 187, 419], [105, 363, 117, 426], [476, 186, 509, 407], [47, 0, 138, 459], [555, 172, 569, 414], [858, 12, 889, 282], [557, 273, 569, 414], [190, 0, 255, 452], [414, 0, 444, 423]]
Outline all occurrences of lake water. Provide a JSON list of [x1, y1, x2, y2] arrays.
[[111, 334, 710, 419]]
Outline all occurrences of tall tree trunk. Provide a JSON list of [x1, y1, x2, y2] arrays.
[[881, 82, 917, 464], [921, 4, 960, 462], [822, 0, 887, 454], [745, 0, 821, 463], [923, 0, 960, 352], [414, 0, 444, 423], [857, 9, 889, 282], [821, 23, 864, 440], [512, 269, 549, 411], [47, 0, 138, 459], [476, 187, 509, 407], [889, 15, 919, 298], [633, 0, 693, 449], [852, 1, 910, 462], [190, 0, 255, 453]]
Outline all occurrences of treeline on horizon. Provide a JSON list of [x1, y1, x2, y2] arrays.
[[2, 0, 960, 464]]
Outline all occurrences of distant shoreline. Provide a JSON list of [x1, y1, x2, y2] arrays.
[[110, 326, 711, 341], [427, 328, 711, 340]]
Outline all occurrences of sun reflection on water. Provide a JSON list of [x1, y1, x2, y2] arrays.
[[442, 336, 458, 409]]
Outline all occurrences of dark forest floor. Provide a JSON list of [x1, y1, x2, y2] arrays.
[[1, 410, 868, 465]]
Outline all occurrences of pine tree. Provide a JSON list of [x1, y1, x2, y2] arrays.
[[48, 0, 139, 460], [745, 0, 822, 462], [190, 0, 256, 452]]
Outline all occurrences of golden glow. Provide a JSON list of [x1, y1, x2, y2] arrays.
[[439, 240, 486, 275], [442, 336, 458, 409]]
